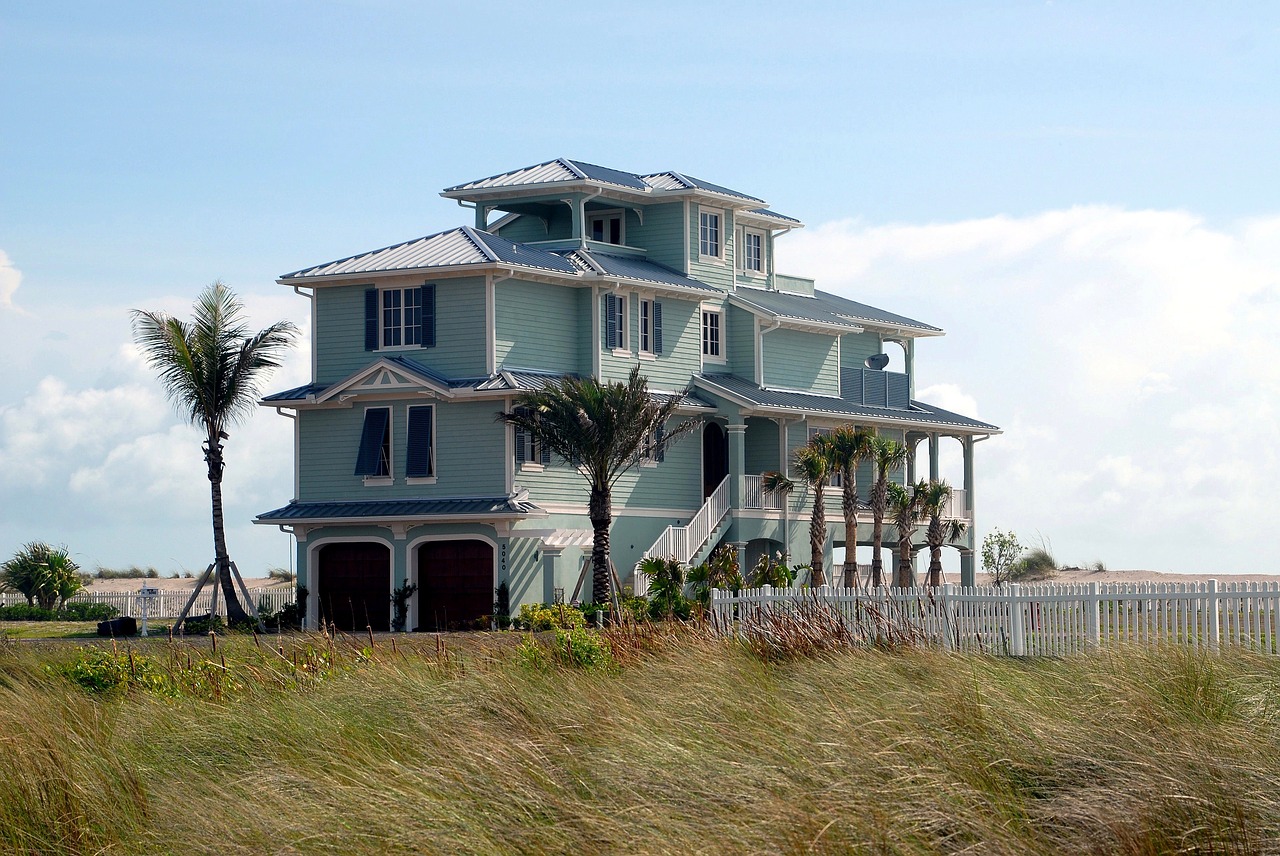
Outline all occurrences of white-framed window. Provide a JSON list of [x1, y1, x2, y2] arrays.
[[639, 298, 654, 355], [699, 208, 721, 258], [702, 309, 723, 360], [740, 229, 763, 273], [607, 292, 629, 351], [513, 406, 551, 468], [638, 425, 666, 465], [405, 405, 435, 481], [588, 210, 625, 245], [355, 406, 393, 483], [382, 287, 422, 347]]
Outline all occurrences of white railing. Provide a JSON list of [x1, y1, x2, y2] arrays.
[[0, 587, 295, 619], [636, 476, 733, 595], [710, 580, 1280, 656], [743, 474, 785, 510], [944, 488, 969, 518]]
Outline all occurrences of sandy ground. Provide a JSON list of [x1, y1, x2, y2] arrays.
[[83, 576, 293, 593], [974, 568, 1280, 586]]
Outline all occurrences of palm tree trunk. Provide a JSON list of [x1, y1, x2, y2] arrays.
[[588, 485, 612, 607], [870, 481, 885, 588], [809, 482, 826, 587], [207, 437, 250, 625], [928, 544, 943, 587], [896, 536, 913, 588], [841, 469, 857, 589]]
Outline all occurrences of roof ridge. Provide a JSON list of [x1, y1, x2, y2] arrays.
[[459, 225, 501, 263], [558, 157, 588, 180]]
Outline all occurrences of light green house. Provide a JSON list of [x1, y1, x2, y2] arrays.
[[256, 158, 999, 631]]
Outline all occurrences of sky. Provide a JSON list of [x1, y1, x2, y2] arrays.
[[1, 1, 1278, 576]]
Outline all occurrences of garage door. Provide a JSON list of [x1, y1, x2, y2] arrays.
[[317, 542, 390, 632], [417, 540, 494, 631]]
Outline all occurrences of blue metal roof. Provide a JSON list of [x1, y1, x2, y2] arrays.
[[263, 382, 329, 403], [695, 373, 1000, 432], [731, 288, 865, 331], [568, 160, 650, 190], [256, 496, 543, 523], [560, 250, 719, 292], [746, 208, 802, 225], [813, 289, 942, 334], [676, 174, 766, 204]]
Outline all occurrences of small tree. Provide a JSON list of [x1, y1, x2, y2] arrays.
[[826, 425, 876, 589], [981, 529, 1023, 587], [920, 480, 967, 587], [868, 436, 908, 587], [887, 480, 928, 588], [687, 545, 742, 609], [0, 543, 81, 609], [793, 440, 833, 586], [637, 556, 691, 620]]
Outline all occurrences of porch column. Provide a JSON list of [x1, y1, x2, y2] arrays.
[[727, 422, 747, 509], [542, 545, 565, 604], [906, 432, 926, 484], [475, 204, 490, 231], [905, 338, 916, 399], [963, 435, 975, 520], [928, 433, 940, 482], [959, 548, 975, 588]]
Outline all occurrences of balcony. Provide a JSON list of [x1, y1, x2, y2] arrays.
[[743, 474, 786, 510], [841, 367, 910, 409], [944, 488, 969, 519]]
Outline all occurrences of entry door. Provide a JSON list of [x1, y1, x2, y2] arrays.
[[317, 543, 390, 632], [703, 422, 729, 498], [417, 540, 494, 631]]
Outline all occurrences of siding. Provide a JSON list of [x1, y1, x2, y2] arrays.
[[495, 202, 573, 243], [744, 416, 780, 474], [626, 202, 684, 270], [726, 305, 756, 381], [839, 331, 883, 368], [762, 327, 840, 395], [315, 276, 488, 382], [495, 279, 579, 372], [298, 400, 506, 501], [686, 204, 735, 291], [597, 292, 701, 390]]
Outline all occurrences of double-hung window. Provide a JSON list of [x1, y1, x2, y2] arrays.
[[589, 210, 624, 245], [638, 424, 666, 465], [701, 309, 722, 360], [355, 407, 392, 482], [741, 230, 763, 274], [513, 407, 551, 468], [699, 209, 721, 258], [639, 298, 664, 356], [364, 284, 436, 351], [604, 292, 629, 351]]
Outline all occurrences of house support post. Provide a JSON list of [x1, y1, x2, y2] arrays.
[[959, 548, 975, 588], [963, 435, 975, 520], [542, 546, 564, 604], [727, 422, 747, 510], [928, 433, 940, 482]]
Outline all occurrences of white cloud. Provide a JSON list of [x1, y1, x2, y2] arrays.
[[0, 250, 23, 312], [781, 207, 1280, 572]]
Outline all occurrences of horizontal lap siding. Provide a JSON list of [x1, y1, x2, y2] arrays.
[[298, 400, 505, 501], [727, 306, 756, 380], [839, 331, 882, 368], [315, 276, 487, 381], [628, 203, 684, 271], [496, 279, 579, 372], [763, 327, 840, 395], [745, 417, 780, 474], [496, 207, 572, 243], [598, 294, 700, 389], [687, 205, 734, 291]]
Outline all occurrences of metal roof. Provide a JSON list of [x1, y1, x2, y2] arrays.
[[813, 289, 942, 334], [745, 208, 802, 225], [695, 373, 1000, 432], [730, 288, 866, 331], [256, 496, 544, 523], [279, 226, 579, 280], [263, 382, 329, 403], [559, 250, 720, 292], [674, 173, 766, 204]]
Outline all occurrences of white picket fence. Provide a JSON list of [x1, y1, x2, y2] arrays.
[[0, 587, 295, 619], [710, 581, 1280, 656]]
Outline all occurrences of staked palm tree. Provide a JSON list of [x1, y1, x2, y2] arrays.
[[826, 425, 875, 589], [793, 438, 834, 587], [920, 480, 967, 587], [132, 282, 297, 626], [868, 435, 908, 587], [499, 367, 697, 607], [887, 480, 928, 588]]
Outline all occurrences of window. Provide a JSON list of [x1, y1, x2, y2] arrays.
[[701, 309, 722, 360], [808, 426, 842, 487], [604, 292, 629, 351], [638, 298, 663, 355], [364, 285, 436, 351], [741, 230, 763, 273], [589, 210, 624, 245], [639, 425, 666, 465], [406, 405, 434, 479], [354, 407, 392, 481], [513, 407, 551, 468], [699, 209, 721, 258]]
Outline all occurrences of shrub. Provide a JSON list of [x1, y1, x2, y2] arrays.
[[638, 556, 693, 620], [493, 581, 512, 629], [1, 543, 82, 608], [516, 626, 615, 671], [0, 604, 58, 621], [688, 546, 743, 608], [93, 566, 159, 579], [982, 529, 1023, 586], [390, 582, 418, 632], [183, 615, 226, 635], [514, 603, 586, 631], [747, 551, 798, 589], [266, 568, 293, 582], [59, 602, 118, 621], [1011, 546, 1058, 581]]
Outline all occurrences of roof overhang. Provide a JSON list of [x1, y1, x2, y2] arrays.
[[727, 295, 864, 336]]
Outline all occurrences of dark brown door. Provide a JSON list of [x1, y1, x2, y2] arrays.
[[417, 540, 494, 631], [317, 543, 390, 631], [703, 422, 729, 498]]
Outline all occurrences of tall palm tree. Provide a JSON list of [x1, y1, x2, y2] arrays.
[[887, 480, 928, 588], [826, 425, 875, 589], [793, 438, 833, 587], [132, 282, 297, 625], [868, 435, 908, 587], [499, 366, 696, 607], [920, 480, 967, 587]]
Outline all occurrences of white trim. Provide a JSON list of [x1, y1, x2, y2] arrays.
[[591, 285, 601, 378], [638, 297, 655, 356], [504, 395, 515, 494], [585, 207, 626, 246], [307, 536, 395, 631], [682, 200, 690, 272], [317, 358, 451, 404], [378, 284, 425, 349], [407, 532, 500, 631], [360, 404, 394, 482], [406, 477, 438, 485], [701, 308, 725, 363], [485, 273, 496, 374], [697, 205, 724, 261]]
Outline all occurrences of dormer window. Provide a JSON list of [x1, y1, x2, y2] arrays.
[[699, 208, 721, 259], [739, 229, 763, 274], [589, 210, 624, 245]]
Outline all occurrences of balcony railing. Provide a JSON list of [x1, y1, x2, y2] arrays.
[[841, 367, 910, 409], [743, 474, 786, 510], [944, 488, 969, 519]]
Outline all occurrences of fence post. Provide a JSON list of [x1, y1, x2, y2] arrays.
[[1086, 582, 1100, 648], [941, 584, 955, 651], [1009, 583, 1025, 656], [1207, 579, 1220, 651]]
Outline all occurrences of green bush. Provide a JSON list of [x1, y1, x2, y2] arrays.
[[93, 566, 160, 580], [1, 543, 82, 609], [1011, 546, 1058, 581], [0, 602, 118, 622], [516, 626, 615, 672], [0, 604, 58, 621], [513, 603, 586, 631]]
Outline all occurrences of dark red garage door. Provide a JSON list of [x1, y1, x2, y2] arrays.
[[317, 543, 390, 632], [417, 540, 494, 631]]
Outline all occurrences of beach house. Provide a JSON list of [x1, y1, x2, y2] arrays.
[[256, 158, 999, 630]]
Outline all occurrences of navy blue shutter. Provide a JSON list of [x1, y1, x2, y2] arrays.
[[514, 407, 529, 464], [655, 423, 666, 463], [406, 406, 433, 477], [421, 284, 436, 348], [653, 301, 663, 354], [539, 438, 551, 465], [354, 408, 390, 476], [364, 289, 378, 351], [604, 293, 617, 349]]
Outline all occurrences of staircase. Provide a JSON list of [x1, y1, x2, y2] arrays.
[[635, 475, 731, 596]]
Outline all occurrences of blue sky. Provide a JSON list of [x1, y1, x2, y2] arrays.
[[2, 2, 1278, 576]]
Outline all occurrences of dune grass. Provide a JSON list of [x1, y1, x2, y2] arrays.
[[2, 628, 1279, 854], [0, 621, 99, 639]]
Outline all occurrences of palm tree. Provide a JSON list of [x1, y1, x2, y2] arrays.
[[760, 470, 795, 563], [887, 480, 928, 588], [793, 438, 833, 587], [920, 480, 967, 587], [868, 435, 908, 587], [499, 366, 696, 607], [826, 425, 875, 589], [132, 282, 297, 626]]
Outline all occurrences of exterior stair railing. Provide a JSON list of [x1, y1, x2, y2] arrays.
[[635, 475, 732, 596]]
